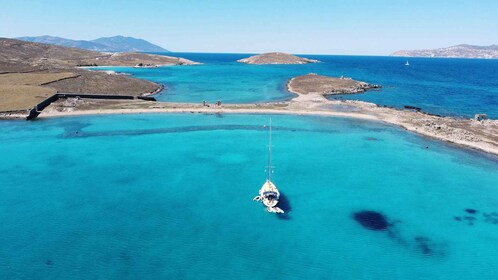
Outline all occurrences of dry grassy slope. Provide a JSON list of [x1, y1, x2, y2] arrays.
[[0, 38, 197, 70], [0, 85, 55, 111], [237, 52, 319, 64], [289, 73, 379, 95], [0, 38, 200, 111], [47, 70, 159, 95], [0, 72, 77, 110], [0, 72, 78, 85]]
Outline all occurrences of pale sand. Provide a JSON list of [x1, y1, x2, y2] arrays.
[[37, 92, 498, 156]]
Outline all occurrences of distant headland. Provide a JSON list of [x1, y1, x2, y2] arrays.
[[237, 52, 320, 64], [391, 44, 498, 59], [15, 35, 169, 53]]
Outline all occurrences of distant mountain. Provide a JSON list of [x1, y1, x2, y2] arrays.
[[91, 36, 168, 52], [15, 35, 169, 52], [391, 44, 498, 59]]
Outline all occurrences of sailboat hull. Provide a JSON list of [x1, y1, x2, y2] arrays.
[[259, 180, 281, 208]]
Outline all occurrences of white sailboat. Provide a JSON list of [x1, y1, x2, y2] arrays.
[[405, 60, 410, 66], [253, 118, 284, 214]]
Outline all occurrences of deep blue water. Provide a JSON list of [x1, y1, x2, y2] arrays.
[[92, 53, 498, 119], [1, 114, 498, 279]]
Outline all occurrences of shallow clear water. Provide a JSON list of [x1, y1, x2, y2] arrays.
[[92, 53, 498, 119], [1, 114, 497, 279]]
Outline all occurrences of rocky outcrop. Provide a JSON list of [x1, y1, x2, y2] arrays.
[[237, 52, 319, 64], [288, 73, 380, 95]]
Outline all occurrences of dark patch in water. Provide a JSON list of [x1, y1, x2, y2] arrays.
[[353, 211, 389, 231], [483, 211, 498, 224], [118, 252, 131, 264], [276, 193, 292, 220], [365, 137, 378, 141], [414, 236, 432, 255], [414, 236, 447, 257], [465, 208, 478, 214], [454, 209, 498, 226], [114, 176, 137, 185], [45, 259, 53, 266], [352, 211, 447, 257], [60, 124, 340, 139]]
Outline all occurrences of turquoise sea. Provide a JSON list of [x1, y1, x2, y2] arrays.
[[92, 53, 498, 119], [1, 114, 498, 279]]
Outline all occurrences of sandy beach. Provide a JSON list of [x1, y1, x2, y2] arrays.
[[31, 89, 498, 157]]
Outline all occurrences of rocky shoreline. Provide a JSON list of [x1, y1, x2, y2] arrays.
[[287, 73, 381, 95]]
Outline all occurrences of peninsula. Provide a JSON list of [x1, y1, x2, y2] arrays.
[[391, 44, 498, 59], [0, 38, 198, 112], [237, 52, 319, 64]]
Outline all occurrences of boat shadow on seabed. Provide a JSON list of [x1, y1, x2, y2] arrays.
[[276, 193, 292, 220]]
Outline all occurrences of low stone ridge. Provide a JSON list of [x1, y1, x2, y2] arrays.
[[288, 73, 380, 95], [237, 52, 319, 64]]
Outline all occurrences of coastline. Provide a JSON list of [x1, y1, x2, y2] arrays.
[[35, 96, 498, 157], [2, 73, 496, 157]]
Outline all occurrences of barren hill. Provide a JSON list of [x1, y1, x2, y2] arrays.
[[0, 38, 197, 112], [237, 52, 319, 64], [288, 73, 380, 95], [0, 38, 195, 71]]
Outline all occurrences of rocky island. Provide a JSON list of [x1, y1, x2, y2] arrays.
[[288, 73, 381, 95], [0, 38, 198, 112], [391, 44, 498, 59], [237, 52, 319, 64]]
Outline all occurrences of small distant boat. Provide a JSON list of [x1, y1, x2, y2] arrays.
[[253, 118, 284, 214], [405, 61, 410, 66]]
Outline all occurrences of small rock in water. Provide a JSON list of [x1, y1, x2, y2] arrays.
[[353, 211, 389, 231]]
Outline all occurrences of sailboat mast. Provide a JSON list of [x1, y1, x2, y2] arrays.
[[267, 117, 272, 181]]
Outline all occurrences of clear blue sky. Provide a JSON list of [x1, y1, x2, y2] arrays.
[[1, 0, 497, 55]]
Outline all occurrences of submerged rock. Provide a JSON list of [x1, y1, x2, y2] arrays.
[[353, 210, 390, 231], [465, 208, 478, 214]]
